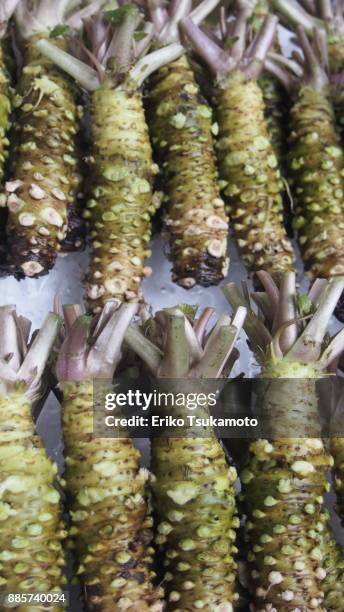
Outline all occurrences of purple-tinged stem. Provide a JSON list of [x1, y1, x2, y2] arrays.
[[160, 0, 192, 42], [256, 271, 280, 312], [18, 313, 61, 390], [296, 25, 328, 89], [63, 304, 83, 333], [320, 327, 344, 368], [157, 311, 189, 377], [308, 279, 328, 303], [86, 303, 138, 378], [181, 16, 232, 75], [314, 26, 328, 68], [125, 325, 163, 374], [191, 327, 237, 378], [269, 51, 304, 77], [273, 272, 298, 353], [92, 301, 119, 340], [223, 283, 272, 356], [205, 314, 232, 347], [84, 14, 110, 65], [183, 315, 204, 365], [148, 0, 169, 32], [287, 277, 344, 362], [230, 5, 251, 62], [35, 39, 100, 91], [243, 15, 278, 79], [16, 315, 32, 358], [300, 0, 317, 15], [134, 22, 154, 58], [130, 41, 183, 84], [251, 292, 275, 324], [219, 5, 227, 40], [0, 306, 21, 370], [272, 0, 323, 34], [319, 0, 334, 20], [189, 0, 222, 26], [191, 307, 246, 378], [265, 58, 294, 90], [194, 308, 215, 344], [67, 1, 108, 30], [105, 8, 141, 72], [56, 315, 90, 382]]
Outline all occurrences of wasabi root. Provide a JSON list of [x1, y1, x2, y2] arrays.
[[0, 1, 19, 183], [0, 306, 66, 606], [0, 1, 21, 268], [273, 0, 344, 140], [268, 28, 344, 278], [182, 8, 295, 277], [5, 0, 85, 278], [56, 302, 163, 611], [224, 272, 344, 611], [146, 0, 229, 288], [37, 8, 183, 311], [244, 0, 289, 164], [125, 303, 247, 610]]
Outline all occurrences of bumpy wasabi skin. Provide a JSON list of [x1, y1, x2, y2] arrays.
[[328, 35, 344, 141], [320, 522, 344, 610], [0, 43, 11, 183], [124, 305, 247, 610], [224, 275, 344, 611], [248, 0, 289, 162], [56, 303, 163, 611], [147, 55, 229, 288], [241, 378, 333, 611], [289, 86, 344, 277], [151, 436, 238, 611], [85, 82, 158, 312], [330, 436, 344, 524], [0, 391, 66, 608], [259, 74, 289, 164], [216, 72, 294, 274], [6, 37, 81, 278], [272, 0, 344, 141], [0, 307, 65, 609], [60, 382, 162, 611], [0, 42, 11, 267], [36, 7, 185, 309]]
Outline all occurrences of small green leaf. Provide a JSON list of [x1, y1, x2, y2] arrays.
[[297, 294, 315, 316], [224, 35, 239, 49], [104, 5, 136, 24], [176, 304, 198, 321], [49, 24, 69, 38], [134, 31, 147, 42]]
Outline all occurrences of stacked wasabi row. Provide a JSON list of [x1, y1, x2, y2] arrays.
[[268, 27, 344, 279], [37, 6, 183, 311], [225, 273, 344, 611], [56, 302, 163, 611], [182, 7, 295, 277], [125, 303, 247, 610], [4, 0, 86, 279], [0, 306, 66, 606], [146, 0, 229, 288]]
